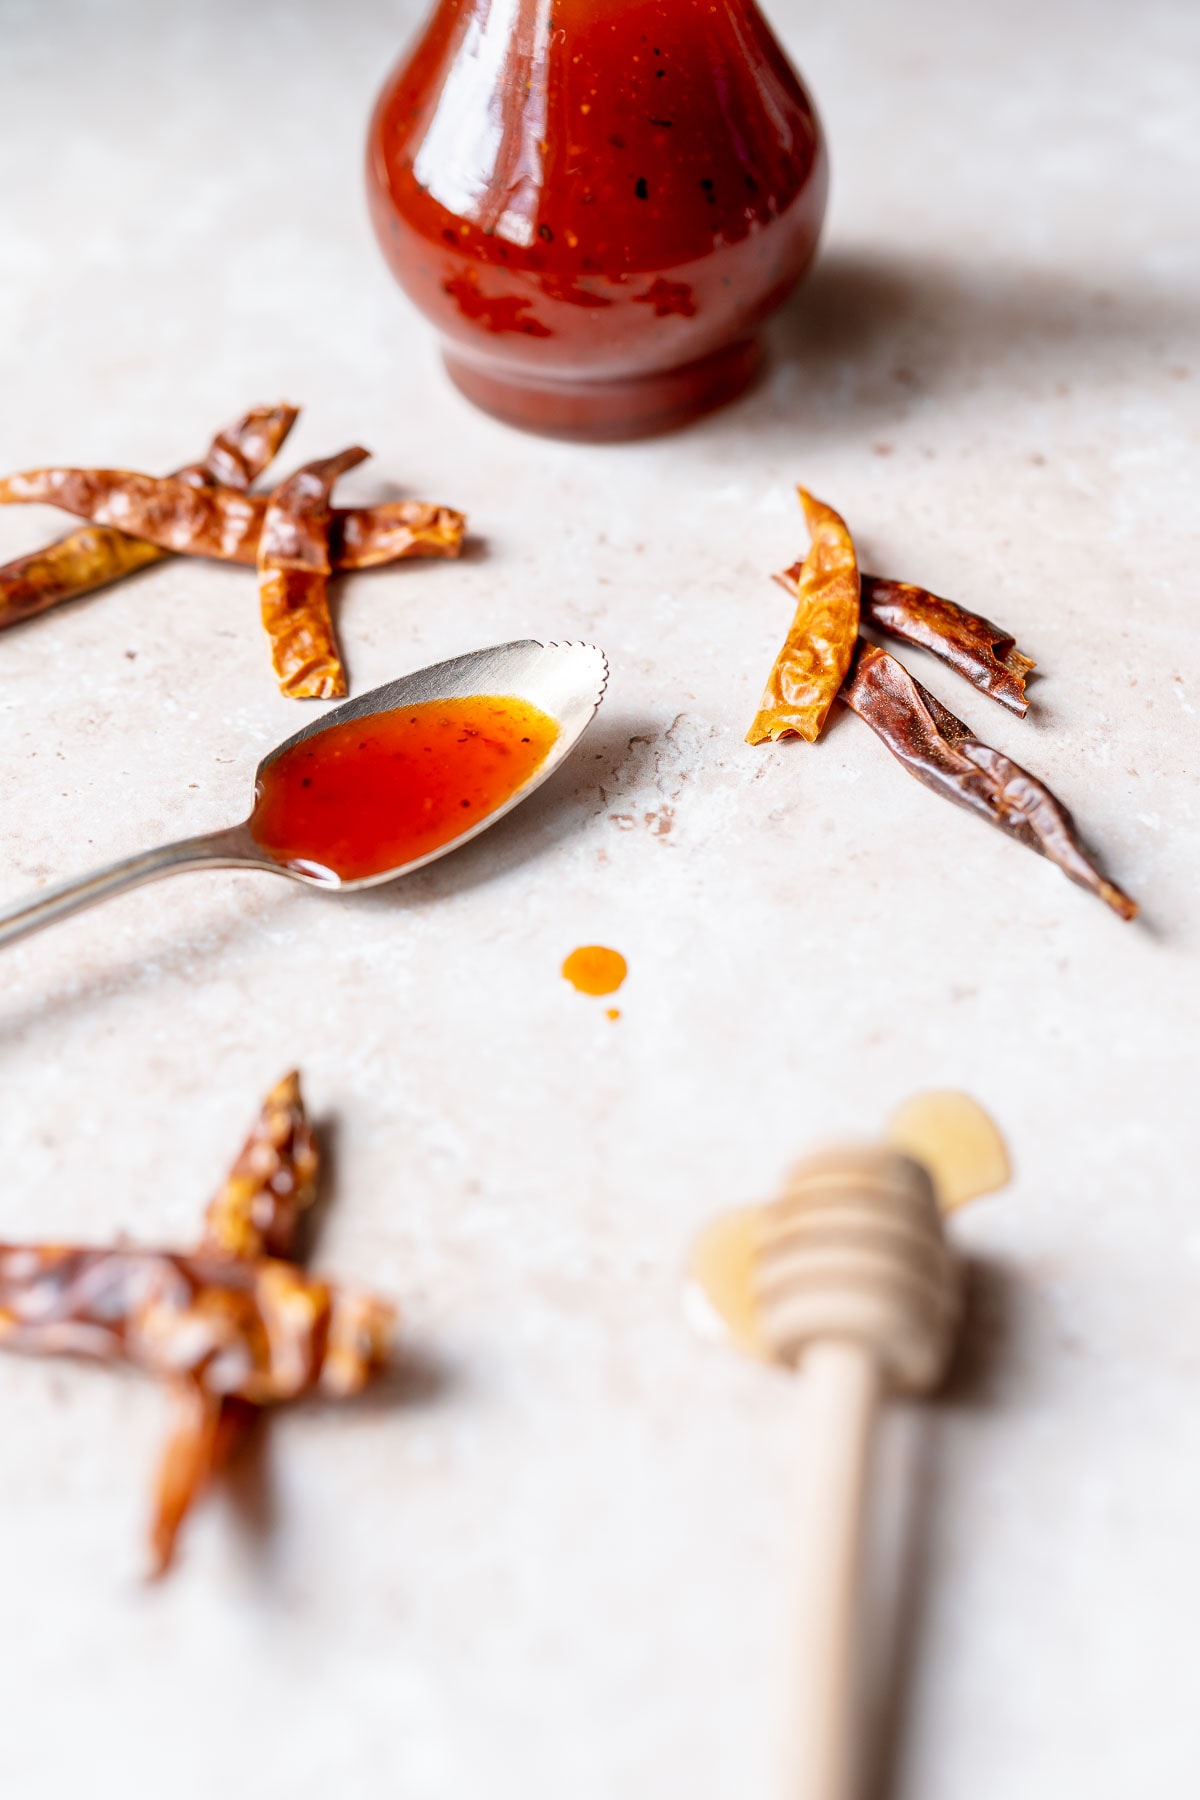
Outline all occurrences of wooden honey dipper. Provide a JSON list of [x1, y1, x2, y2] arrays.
[[686, 1093, 1010, 1800]]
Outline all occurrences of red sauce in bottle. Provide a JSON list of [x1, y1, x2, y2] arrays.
[[250, 695, 559, 883], [366, 0, 826, 439]]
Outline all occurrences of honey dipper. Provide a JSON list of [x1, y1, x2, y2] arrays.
[[686, 1092, 1010, 1800]]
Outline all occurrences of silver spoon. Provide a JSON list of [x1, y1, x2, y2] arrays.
[[0, 638, 608, 950]]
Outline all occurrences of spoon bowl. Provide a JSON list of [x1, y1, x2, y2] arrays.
[[256, 638, 607, 889], [0, 639, 608, 948]]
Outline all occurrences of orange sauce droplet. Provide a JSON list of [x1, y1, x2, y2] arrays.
[[250, 694, 558, 882], [605, 1007, 621, 1022], [561, 945, 627, 996]]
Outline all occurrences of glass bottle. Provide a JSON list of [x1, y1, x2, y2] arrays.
[[366, 0, 828, 440]]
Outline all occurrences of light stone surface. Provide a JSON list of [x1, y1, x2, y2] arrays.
[[0, 1, 1198, 1795]]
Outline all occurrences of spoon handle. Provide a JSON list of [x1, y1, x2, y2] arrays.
[[0, 825, 265, 950]]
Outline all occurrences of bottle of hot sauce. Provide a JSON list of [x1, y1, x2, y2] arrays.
[[366, 0, 828, 440]]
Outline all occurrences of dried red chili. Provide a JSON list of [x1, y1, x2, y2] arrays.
[[0, 404, 298, 632], [0, 1073, 395, 1576], [151, 1383, 247, 1577], [256, 446, 369, 699], [841, 640, 1137, 919], [0, 432, 466, 698], [200, 1069, 317, 1263], [0, 1246, 392, 1399], [331, 497, 466, 567], [861, 575, 1035, 716], [0, 467, 267, 560], [747, 488, 860, 745], [0, 466, 466, 572], [0, 528, 165, 631], [181, 403, 299, 493], [147, 1070, 321, 1572]]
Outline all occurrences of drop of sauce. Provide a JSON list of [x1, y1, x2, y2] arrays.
[[561, 944, 627, 996], [250, 694, 559, 882]]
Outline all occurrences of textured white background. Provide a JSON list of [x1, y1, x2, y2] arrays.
[[0, 1, 1198, 1795]]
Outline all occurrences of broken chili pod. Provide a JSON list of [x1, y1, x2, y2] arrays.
[[150, 1382, 230, 1579], [0, 1073, 395, 1576], [0, 528, 165, 632], [747, 487, 860, 745], [840, 639, 1137, 919], [861, 574, 1036, 716], [0, 470, 465, 573], [0, 403, 298, 632], [0, 467, 266, 561], [330, 498, 466, 567], [0, 1245, 394, 1404], [0, 1241, 395, 1575], [257, 446, 370, 699], [163, 1068, 319, 1574], [201, 1069, 318, 1265], [184, 402, 300, 493]]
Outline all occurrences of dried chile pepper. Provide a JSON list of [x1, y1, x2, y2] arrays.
[[0, 1245, 392, 1400], [146, 1070, 322, 1572], [151, 1382, 238, 1576], [840, 640, 1137, 919], [184, 403, 299, 493], [0, 467, 267, 561], [746, 488, 860, 745], [0, 1073, 395, 1576], [0, 441, 465, 697], [0, 403, 298, 631], [747, 485, 1132, 916], [0, 528, 164, 631], [861, 575, 1035, 716], [331, 497, 466, 567], [0, 467, 466, 572], [200, 1069, 318, 1263], [257, 446, 370, 699]]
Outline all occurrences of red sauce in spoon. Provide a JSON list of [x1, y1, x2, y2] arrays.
[[250, 694, 559, 882]]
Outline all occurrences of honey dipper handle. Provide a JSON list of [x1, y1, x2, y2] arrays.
[[791, 1338, 880, 1800]]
